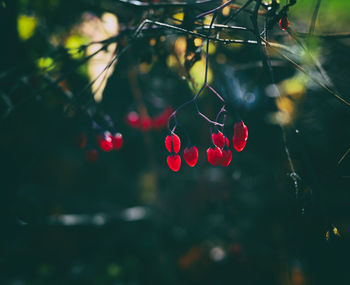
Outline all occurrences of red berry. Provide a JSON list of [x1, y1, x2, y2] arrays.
[[153, 107, 173, 130], [85, 149, 98, 162], [233, 121, 248, 152], [97, 131, 114, 152], [74, 131, 86, 149], [126, 111, 141, 128], [233, 137, 247, 152], [165, 134, 181, 153], [212, 131, 226, 149], [279, 15, 289, 31], [113, 133, 123, 150], [206, 146, 223, 166], [226, 137, 229, 148], [140, 116, 153, 131], [220, 149, 232, 167], [234, 121, 248, 140], [183, 146, 198, 167], [153, 114, 167, 130], [167, 154, 181, 172]]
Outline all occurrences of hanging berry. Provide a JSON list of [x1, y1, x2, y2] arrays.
[[85, 149, 98, 162], [153, 114, 167, 130], [126, 111, 141, 128], [165, 134, 181, 153], [97, 131, 114, 152], [220, 149, 232, 167], [153, 107, 173, 130], [207, 146, 223, 166], [140, 116, 153, 131], [212, 131, 226, 149], [167, 154, 181, 172], [279, 14, 289, 31], [183, 146, 199, 167], [233, 121, 248, 152], [233, 138, 247, 152], [113, 133, 123, 150]]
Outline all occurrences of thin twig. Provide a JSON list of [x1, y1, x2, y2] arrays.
[[115, 0, 217, 8], [262, 37, 350, 107], [296, 31, 350, 39], [309, 0, 322, 35], [338, 148, 350, 165], [196, 0, 234, 19], [168, 12, 225, 132], [250, 0, 270, 73], [287, 28, 334, 88]]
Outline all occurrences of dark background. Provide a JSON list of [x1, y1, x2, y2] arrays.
[[1, 0, 350, 284]]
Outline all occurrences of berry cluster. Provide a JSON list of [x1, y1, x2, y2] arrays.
[[97, 131, 123, 152], [165, 134, 183, 172], [126, 107, 173, 132], [207, 131, 231, 167], [75, 130, 123, 162], [165, 120, 248, 172]]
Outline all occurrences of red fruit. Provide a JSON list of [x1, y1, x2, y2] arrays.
[[183, 146, 198, 167], [140, 116, 153, 131], [234, 121, 248, 140], [153, 107, 173, 130], [74, 131, 86, 149], [226, 137, 229, 148], [153, 114, 168, 130], [207, 147, 223, 166], [97, 131, 114, 152], [233, 136, 247, 152], [126, 111, 141, 128], [279, 15, 289, 31], [220, 149, 232, 167], [212, 131, 226, 149], [167, 154, 181, 172], [233, 121, 248, 152], [113, 133, 123, 150], [85, 149, 98, 162], [165, 134, 181, 153]]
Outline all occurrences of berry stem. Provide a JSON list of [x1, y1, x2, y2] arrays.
[[168, 13, 226, 130]]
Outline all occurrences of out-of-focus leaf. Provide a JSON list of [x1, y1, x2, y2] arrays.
[[17, 14, 38, 41]]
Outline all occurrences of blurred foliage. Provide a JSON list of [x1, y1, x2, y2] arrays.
[[17, 14, 38, 40]]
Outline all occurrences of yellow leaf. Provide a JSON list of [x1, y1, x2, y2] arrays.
[[276, 97, 294, 120], [194, 38, 202, 47], [65, 34, 89, 59], [37, 57, 55, 71], [166, 55, 178, 69], [173, 12, 184, 22], [203, 41, 216, 55], [189, 57, 213, 93], [222, 6, 230, 17], [281, 77, 306, 100], [17, 14, 38, 41]]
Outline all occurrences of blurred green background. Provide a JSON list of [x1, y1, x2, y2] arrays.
[[1, 0, 350, 284]]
